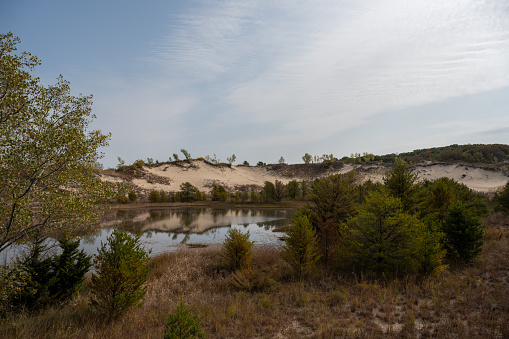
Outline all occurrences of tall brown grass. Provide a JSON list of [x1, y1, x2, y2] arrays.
[[1, 216, 508, 338]]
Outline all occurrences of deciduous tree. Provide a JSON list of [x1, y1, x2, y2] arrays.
[[302, 153, 312, 164], [0, 33, 118, 253]]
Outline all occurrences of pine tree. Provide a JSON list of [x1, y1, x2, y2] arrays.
[[442, 203, 484, 263], [281, 216, 320, 280], [49, 237, 92, 302], [383, 164, 418, 212], [165, 297, 206, 339], [90, 229, 151, 319], [222, 229, 253, 271], [338, 190, 422, 278]]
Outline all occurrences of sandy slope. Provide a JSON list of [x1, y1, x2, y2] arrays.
[[101, 161, 509, 194], [343, 163, 508, 193]]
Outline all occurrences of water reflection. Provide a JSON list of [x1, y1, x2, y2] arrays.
[[79, 208, 293, 258]]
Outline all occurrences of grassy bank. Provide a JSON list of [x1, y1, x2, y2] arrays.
[[1, 214, 508, 338]]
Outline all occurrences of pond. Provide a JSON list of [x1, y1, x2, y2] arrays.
[[2, 208, 295, 263], [79, 207, 295, 258]]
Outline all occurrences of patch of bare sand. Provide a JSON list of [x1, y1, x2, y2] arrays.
[[141, 161, 294, 192], [414, 164, 508, 192]]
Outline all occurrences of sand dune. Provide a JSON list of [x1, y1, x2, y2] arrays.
[[101, 161, 509, 194]]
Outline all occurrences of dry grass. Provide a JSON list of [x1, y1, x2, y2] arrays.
[[1, 219, 509, 338]]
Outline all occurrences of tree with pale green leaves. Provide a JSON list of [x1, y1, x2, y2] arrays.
[[0, 33, 120, 254], [181, 149, 192, 161], [227, 154, 236, 165], [302, 153, 312, 164]]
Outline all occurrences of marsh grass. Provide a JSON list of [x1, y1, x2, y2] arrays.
[[1, 222, 508, 338]]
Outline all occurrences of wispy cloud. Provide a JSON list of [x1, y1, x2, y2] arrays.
[[152, 0, 509, 125], [139, 0, 509, 161]]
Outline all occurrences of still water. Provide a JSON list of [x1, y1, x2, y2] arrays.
[[79, 207, 294, 257]]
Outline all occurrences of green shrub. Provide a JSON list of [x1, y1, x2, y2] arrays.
[[287, 180, 300, 200], [281, 216, 321, 280], [262, 181, 276, 202], [249, 190, 258, 203], [149, 190, 161, 203], [299, 173, 357, 260], [160, 190, 168, 202], [9, 236, 53, 310], [165, 297, 206, 339], [128, 191, 137, 202], [418, 177, 488, 222], [89, 229, 151, 320], [383, 164, 418, 212], [180, 182, 201, 202], [0, 262, 30, 315], [274, 180, 286, 201], [441, 202, 484, 263], [337, 190, 422, 278], [222, 229, 253, 270], [494, 181, 509, 214], [129, 159, 145, 170], [415, 221, 447, 277], [48, 237, 93, 302], [181, 149, 191, 161], [210, 182, 227, 201], [7, 235, 91, 311]]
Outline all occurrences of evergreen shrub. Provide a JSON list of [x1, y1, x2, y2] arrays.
[[281, 216, 320, 280], [165, 297, 206, 339], [89, 229, 151, 319], [222, 228, 253, 271]]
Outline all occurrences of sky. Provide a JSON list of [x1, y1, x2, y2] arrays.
[[2, 0, 509, 168]]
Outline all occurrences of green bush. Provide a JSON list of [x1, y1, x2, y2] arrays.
[[0, 262, 30, 315], [89, 229, 151, 319], [129, 159, 145, 170], [494, 181, 509, 214], [441, 202, 484, 263], [287, 180, 300, 200], [180, 182, 201, 202], [165, 297, 206, 339], [222, 229, 253, 271], [418, 177, 488, 222], [281, 216, 320, 280], [261, 181, 276, 202], [415, 221, 447, 277], [337, 190, 423, 278], [160, 190, 168, 202], [8, 235, 91, 311], [383, 164, 418, 212], [274, 180, 286, 202], [128, 191, 137, 202], [149, 190, 161, 203], [299, 173, 357, 260], [210, 182, 227, 201]]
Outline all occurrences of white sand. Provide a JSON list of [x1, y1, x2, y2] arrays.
[[102, 161, 508, 193], [413, 164, 508, 192], [142, 161, 293, 192]]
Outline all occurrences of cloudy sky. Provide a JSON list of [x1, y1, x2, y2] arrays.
[[2, 0, 509, 167]]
